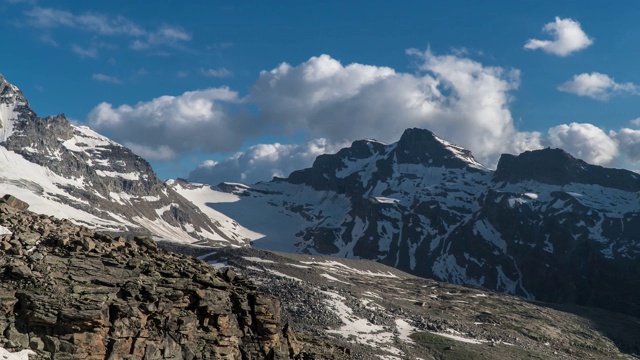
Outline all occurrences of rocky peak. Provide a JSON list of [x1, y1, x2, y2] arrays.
[[0, 74, 25, 104], [287, 139, 387, 192], [0, 74, 36, 143], [287, 128, 485, 193], [395, 128, 477, 167], [494, 148, 640, 191]]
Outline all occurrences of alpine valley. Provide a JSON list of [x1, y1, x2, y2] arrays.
[[1, 72, 640, 359]]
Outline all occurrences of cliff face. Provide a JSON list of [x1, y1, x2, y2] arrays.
[[0, 197, 304, 359]]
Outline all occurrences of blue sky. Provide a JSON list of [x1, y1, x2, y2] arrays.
[[2, 0, 640, 183]]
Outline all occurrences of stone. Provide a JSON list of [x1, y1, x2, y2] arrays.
[[28, 336, 45, 351], [0, 195, 29, 211]]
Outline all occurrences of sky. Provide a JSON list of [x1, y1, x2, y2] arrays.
[[2, 0, 640, 184]]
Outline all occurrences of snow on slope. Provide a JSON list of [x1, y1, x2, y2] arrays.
[[170, 180, 332, 251], [0, 93, 19, 142], [169, 180, 262, 242], [0, 145, 127, 229]]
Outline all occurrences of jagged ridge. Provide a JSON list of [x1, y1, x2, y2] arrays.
[[179, 128, 640, 318]]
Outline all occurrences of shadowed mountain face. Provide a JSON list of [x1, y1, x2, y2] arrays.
[[179, 128, 640, 317], [0, 74, 247, 247], [494, 148, 640, 191]]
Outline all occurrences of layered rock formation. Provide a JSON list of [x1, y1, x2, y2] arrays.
[[0, 196, 321, 359]]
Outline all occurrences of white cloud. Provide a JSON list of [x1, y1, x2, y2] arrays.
[[201, 68, 232, 78], [24, 7, 190, 53], [130, 25, 191, 50], [71, 44, 97, 58], [25, 7, 145, 36], [612, 128, 640, 162], [248, 52, 541, 167], [547, 123, 618, 164], [188, 138, 348, 185], [524, 17, 593, 56], [558, 72, 638, 100], [87, 51, 547, 183], [87, 87, 246, 155], [91, 73, 122, 84]]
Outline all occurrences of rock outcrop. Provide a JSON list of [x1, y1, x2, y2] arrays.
[[0, 196, 311, 359]]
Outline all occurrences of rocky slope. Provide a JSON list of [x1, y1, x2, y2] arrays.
[[0, 73, 247, 247], [178, 128, 640, 318], [0, 196, 343, 359], [163, 244, 640, 359]]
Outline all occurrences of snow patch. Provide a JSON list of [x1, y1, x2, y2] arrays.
[[241, 256, 275, 264], [0, 347, 36, 360]]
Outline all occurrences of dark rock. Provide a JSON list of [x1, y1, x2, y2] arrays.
[[0, 202, 321, 359], [494, 148, 640, 191], [0, 195, 29, 211]]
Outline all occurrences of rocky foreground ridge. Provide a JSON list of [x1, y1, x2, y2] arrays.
[[168, 246, 640, 359], [0, 196, 343, 359]]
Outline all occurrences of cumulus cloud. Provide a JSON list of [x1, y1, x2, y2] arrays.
[[87, 87, 248, 155], [188, 138, 348, 185], [248, 52, 541, 166], [558, 72, 638, 100], [524, 17, 593, 56], [88, 51, 550, 183], [612, 128, 640, 162], [547, 123, 618, 164]]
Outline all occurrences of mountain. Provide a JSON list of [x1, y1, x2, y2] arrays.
[[1, 191, 637, 359], [174, 128, 640, 317], [0, 74, 247, 247]]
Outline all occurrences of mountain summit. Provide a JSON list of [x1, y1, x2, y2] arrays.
[[0, 73, 246, 246], [287, 128, 486, 195]]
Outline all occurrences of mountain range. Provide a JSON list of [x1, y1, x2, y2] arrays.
[[1, 73, 640, 358], [173, 128, 640, 318]]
